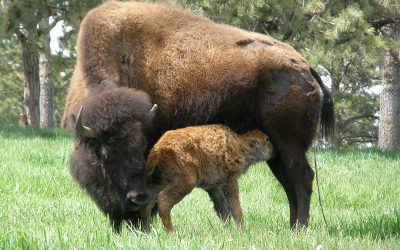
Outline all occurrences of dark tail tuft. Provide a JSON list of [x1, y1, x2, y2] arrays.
[[310, 67, 335, 141]]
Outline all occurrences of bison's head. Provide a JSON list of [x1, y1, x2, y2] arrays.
[[69, 87, 157, 233]]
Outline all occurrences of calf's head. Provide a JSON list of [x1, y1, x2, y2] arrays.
[[69, 87, 157, 232], [241, 130, 275, 163]]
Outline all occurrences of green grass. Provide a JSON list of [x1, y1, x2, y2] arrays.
[[0, 124, 399, 249]]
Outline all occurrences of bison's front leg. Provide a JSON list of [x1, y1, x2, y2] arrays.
[[139, 196, 157, 232], [109, 216, 122, 234], [126, 212, 142, 232]]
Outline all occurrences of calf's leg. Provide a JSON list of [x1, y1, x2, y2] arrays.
[[206, 187, 230, 223], [223, 176, 243, 229], [157, 175, 196, 233]]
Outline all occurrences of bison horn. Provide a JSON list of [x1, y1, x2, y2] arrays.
[[150, 104, 158, 113], [75, 106, 98, 138]]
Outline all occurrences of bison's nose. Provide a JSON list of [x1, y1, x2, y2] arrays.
[[127, 190, 149, 207]]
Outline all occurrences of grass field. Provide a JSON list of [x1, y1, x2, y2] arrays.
[[0, 124, 399, 249]]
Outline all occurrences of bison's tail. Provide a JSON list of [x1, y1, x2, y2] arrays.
[[310, 67, 335, 141]]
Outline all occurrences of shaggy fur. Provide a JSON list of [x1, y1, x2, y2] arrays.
[[62, 1, 313, 131], [62, 1, 335, 228], [69, 85, 155, 233], [145, 125, 274, 233]]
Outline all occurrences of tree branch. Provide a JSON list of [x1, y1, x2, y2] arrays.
[[338, 114, 379, 130], [333, 59, 352, 90], [337, 60, 351, 85], [339, 135, 378, 144], [368, 17, 400, 31], [340, 134, 378, 140]]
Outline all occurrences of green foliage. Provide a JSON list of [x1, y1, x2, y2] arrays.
[[0, 38, 23, 123], [325, 6, 370, 44], [0, 125, 399, 248], [176, 0, 265, 30], [304, 0, 326, 16]]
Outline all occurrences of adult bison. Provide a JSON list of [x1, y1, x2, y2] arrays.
[[63, 1, 334, 228]]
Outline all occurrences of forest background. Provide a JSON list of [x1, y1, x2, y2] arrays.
[[0, 0, 399, 149]]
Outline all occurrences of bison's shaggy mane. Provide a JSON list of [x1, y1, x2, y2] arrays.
[[80, 87, 153, 133]]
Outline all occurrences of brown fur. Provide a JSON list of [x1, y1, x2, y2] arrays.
[[62, 1, 335, 228], [144, 125, 273, 233], [69, 86, 155, 233], [62, 1, 309, 129]]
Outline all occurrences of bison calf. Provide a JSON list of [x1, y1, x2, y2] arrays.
[[145, 125, 274, 233], [69, 86, 157, 233]]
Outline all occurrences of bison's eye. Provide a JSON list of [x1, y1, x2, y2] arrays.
[[107, 136, 117, 143]]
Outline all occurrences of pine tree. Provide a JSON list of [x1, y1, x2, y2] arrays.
[[0, 0, 102, 126]]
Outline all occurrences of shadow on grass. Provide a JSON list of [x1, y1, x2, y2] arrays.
[[328, 209, 400, 240], [0, 124, 72, 140]]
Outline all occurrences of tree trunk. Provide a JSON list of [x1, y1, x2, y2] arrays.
[[39, 32, 54, 128], [22, 39, 40, 126], [378, 25, 400, 151]]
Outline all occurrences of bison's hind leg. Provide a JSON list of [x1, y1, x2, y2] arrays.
[[267, 150, 314, 229], [206, 187, 230, 223], [267, 156, 298, 228], [285, 152, 314, 228]]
